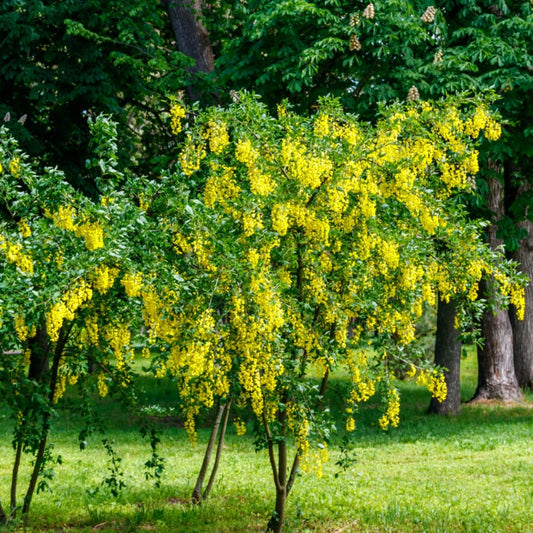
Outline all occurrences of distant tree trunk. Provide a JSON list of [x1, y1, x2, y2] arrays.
[[429, 298, 462, 415], [472, 177, 522, 402], [509, 182, 533, 390], [27, 326, 49, 380], [163, 0, 214, 102], [0, 500, 6, 525]]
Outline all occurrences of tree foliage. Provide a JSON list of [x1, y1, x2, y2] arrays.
[[0, 0, 188, 182]]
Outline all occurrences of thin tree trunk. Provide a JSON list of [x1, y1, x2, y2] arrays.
[[163, 0, 214, 102], [203, 398, 232, 500], [27, 327, 49, 380], [0, 500, 6, 525], [509, 186, 533, 390], [192, 399, 231, 503], [472, 177, 522, 402], [429, 298, 462, 415], [10, 441, 23, 515], [266, 407, 287, 533], [22, 327, 67, 519], [10, 325, 50, 518]]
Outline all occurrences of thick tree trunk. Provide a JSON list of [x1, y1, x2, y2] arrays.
[[509, 190, 533, 390], [472, 177, 522, 402], [163, 0, 214, 101], [429, 298, 462, 415]]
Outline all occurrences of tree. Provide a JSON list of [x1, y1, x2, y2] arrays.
[[0, 117, 161, 522], [163, 0, 215, 102], [0, 0, 189, 182], [141, 94, 524, 532], [472, 177, 522, 401], [427, 0, 533, 396], [1, 93, 524, 531], [428, 298, 462, 415]]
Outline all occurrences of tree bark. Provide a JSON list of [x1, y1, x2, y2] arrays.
[[266, 407, 287, 533], [163, 0, 214, 102], [192, 399, 231, 503], [202, 399, 231, 500], [28, 326, 49, 381], [472, 177, 522, 402], [429, 298, 462, 415], [0, 500, 6, 525], [509, 190, 533, 390]]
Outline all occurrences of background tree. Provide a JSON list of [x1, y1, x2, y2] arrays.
[[0, 0, 189, 184]]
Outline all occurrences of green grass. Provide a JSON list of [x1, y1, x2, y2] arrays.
[[1, 353, 532, 533]]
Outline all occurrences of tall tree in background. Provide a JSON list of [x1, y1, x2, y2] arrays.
[[0, 0, 189, 184], [429, 299, 462, 414], [163, 0, 215, 102], [429, 0, 533, 397]]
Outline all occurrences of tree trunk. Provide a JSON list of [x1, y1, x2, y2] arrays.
[[472, 177, 522, 402], [163, 0, 214, 102], [192, 399, 231, 503], [202, 399, 231, 500], [28, 326, 49, 381], [266, 408, 287, 533], [0, 500, 6, 525], [429, 298, 462, 415], [509, 190, 533, 390]]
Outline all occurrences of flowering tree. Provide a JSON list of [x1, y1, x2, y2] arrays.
[[140, 94, 524, 532], [0, 117, 158, 523]]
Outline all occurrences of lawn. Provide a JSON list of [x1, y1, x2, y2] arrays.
[[1, 352, 532, 533]]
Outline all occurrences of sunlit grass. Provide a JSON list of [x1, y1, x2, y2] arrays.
[[1, 352, 532, 532]]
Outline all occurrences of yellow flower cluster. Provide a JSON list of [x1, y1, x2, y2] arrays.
[[378, 387, 400, 430], [235, 138, 257, 167], [75, 221, 104, 251], [300, 443, 329, 478], [207, 119, 229, 154], [48, 205, 77, 232], [0, 236, 34, 274], [233, 418, 247, 436], [46, 279, 93, 342], [179, 137, 206, 176], [170, 104, 186, 135], [105, 322, 132, 371], [313, 114, 330, 137], [18, 220, 31, 238], [121, 272, 143, 297], [9, 157, 20, 177], [14, 314, 36, 342], [345, 415, 356, 432], [416, 369, 447, 403], [97, 372, 109, 397], [85, 315, 99, 345], [93, 264, 118, 294], [141, 289, 178, 342], [280, 138, 333, 189], [203, 165, 240, 209]]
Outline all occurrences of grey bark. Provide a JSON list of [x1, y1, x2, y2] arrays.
[[429, 298, 462, 415], [163, 0, 214, 101], [472, 177, 522, 402], [509, 195, 533, 390], [192, 399, 231, 504]]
